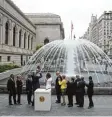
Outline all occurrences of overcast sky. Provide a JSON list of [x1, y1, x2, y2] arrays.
[[12, 0, 112, 39]]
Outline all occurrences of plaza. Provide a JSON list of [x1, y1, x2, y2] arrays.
[[0, 94, 112, 116]]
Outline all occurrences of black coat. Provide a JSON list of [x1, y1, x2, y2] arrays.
[[16, 80, 22, 94], [66, 82, 74, 95], [55, 77, 61, 94], [32, 72, 42, 91], [86, 80, 94, 96], [74, 78, 81, 93], [26, 79, 33, 92], [7, 78, 16, 95], [77, 80, 85, 96]]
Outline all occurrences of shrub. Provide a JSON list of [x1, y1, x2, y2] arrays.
[[0, 64, 20, 73]]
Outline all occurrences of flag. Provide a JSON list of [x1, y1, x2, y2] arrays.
[[71, 21, 74, 31], [71, 21, 74, 39]]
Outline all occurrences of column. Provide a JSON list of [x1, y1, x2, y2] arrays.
[[21, 30, 24, 49], [2, 18, 6, 44], [0, 13, 3, 44], [10, 22, 14, 46], [29, 35, 31, 50], [8, 20, 12, 46], [25, 32, 28, 49], [15, 25, 19, 47]]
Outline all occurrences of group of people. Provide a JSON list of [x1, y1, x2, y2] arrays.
[[7, 74, 23, 105], [7, 66, 94, 109], [55, 71, 94, 109], [7, 66, 42, 106]]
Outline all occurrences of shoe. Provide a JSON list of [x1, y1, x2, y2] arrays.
[[67, 103, 70, 105], [75, 103, 79, 105], [88, 106, 92, 109], [61, 103, 66, 106], [9, 103, 13, 105], [77, 105, 83, 107], [55, 101, 61, 103], [68, 105, 73, 107], [55, 100, 60, 103]]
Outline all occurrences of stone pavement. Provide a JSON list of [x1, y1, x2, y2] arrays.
[[0, 94, 112, 116]]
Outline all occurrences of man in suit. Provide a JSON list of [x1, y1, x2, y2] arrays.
[[7, 74, 16, 105], [86, 76, 94, 109], [74, 75, 80, 105], [77, 77, 85, 107], [26, 74, 33, 105], [16, 75, 23, 104], [66, 77, 75, 107], [55, 71, 62, 103], [32, 66, 42, 106]]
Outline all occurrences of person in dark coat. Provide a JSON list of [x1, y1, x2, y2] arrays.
[[74, 75, 81, 105], [7, 74, 16, 105], [66, 78, 75, 107], [55, 71, 62, 103], [32, 66, 42, 106], [26, 75, 33, 105], [77, 77, 85, 107], [86, 76, 94, 109], [16, 75, 23, 104]]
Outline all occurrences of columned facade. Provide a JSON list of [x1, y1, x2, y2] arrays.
[[0, 0, 65, 66], [0, 0, 36, 66]]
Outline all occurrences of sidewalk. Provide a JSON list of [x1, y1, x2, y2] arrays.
[[0, 94, 112, 116]]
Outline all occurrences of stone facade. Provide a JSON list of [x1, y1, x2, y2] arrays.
[[0, 0, 65, 66], [82, 11, 112, 57], [0, 0, 36, 66], [26, 13, 64, 45]]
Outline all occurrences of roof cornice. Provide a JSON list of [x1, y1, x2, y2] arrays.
[[7, 0, 36, 28]]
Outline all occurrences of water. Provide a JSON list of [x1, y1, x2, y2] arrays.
[[21, 39, 112, 86]]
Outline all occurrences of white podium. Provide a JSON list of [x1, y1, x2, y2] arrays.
[[34, 88, 51, 111]]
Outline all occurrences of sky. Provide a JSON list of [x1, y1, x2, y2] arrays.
[[12, 0, 112, 39]]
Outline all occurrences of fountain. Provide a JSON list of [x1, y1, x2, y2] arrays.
[[22, 39, 112, 87]]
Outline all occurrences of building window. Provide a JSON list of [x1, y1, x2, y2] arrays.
[[44, 38, 49, 45], [13, 26, 16, 46], [28, 35, 30, 49], [5, 22, 9, 44], [19, 30, 22, 47], [0, 56, 2, 62], [24, 32, 26, 48], [31, 37, 33, 50], [7, 56, 11, 62]]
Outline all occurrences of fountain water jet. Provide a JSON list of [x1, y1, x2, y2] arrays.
[[22, 39, 112, 86]]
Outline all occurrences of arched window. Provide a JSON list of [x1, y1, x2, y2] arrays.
[[5, 22, 9, 44], [44, 38, 49, 45], [19, 30, 22, 47], [24, 32, 26, 48], [28, 35, 30, 49], [13, 26, 16, 46]]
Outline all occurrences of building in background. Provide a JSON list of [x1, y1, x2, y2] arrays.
[[0, 0, 36, 66], [26, 13, 64, 45], [82, 11, 112, 58], [0, 0, 65, 66]]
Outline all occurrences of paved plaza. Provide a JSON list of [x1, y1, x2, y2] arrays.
[[0, 94, 112, 116]]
